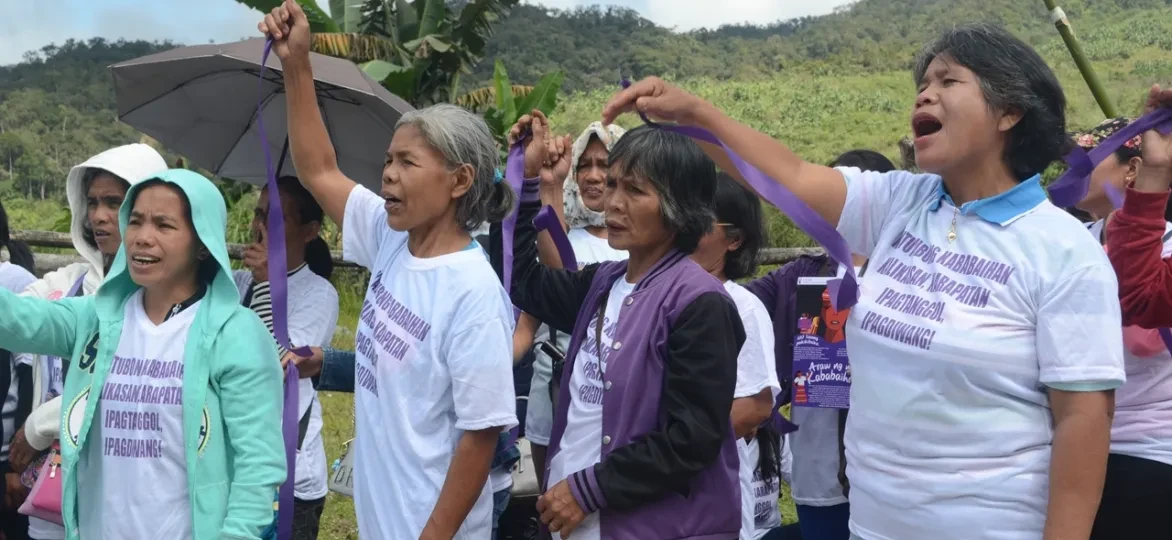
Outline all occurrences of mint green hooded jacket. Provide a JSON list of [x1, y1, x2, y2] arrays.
[[0, 169, 286, 539]]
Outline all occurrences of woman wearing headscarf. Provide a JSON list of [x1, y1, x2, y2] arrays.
[[260, 2, 519, 537], [507, 111, 745, 539], [745, 149, 896, 540], [6, 143, 166, 540], [0, 169, 287, 539], [606, 23, 1125, 540], [524, 121, 629, 489], [1088, 89, 1172, 538], [689, 174, 781, 540]]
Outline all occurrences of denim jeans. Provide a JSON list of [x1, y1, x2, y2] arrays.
[[491, 488, 512, 540]]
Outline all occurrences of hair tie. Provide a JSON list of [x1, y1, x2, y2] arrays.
[[494, 169, 504, 184]]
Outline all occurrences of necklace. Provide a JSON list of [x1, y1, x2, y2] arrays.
[[947, 207, 959, 243]]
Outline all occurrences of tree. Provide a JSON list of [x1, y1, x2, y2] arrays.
[[466, 60, 563, 155], [235, 0, 522, 106]]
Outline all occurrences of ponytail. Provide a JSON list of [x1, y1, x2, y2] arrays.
[[305, 236, 334, 280], [754, 424, 782, 489], [0, 199, 35, 274]]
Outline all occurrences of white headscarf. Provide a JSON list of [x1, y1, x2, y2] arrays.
[[563, 122, 626, 230]]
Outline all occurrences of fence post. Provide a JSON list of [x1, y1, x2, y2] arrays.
[[1041, 0, 1119, 118]]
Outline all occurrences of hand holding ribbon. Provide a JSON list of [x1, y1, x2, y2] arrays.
[[614, 78, 859, 310]]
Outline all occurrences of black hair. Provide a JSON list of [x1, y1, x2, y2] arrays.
[[711, 174, 765, 280], [274, 176, 333, 280], [913, 23, 1068, 180], [830, 150, 896, 173], [0, 199, 35, 274], [133, 179, 219, 285], [607, 125, 717, 253], [80, 168, 131, 252], [754, 424, 783, 490]]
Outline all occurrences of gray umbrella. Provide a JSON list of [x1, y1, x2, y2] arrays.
[[111, 38, 413, 191]]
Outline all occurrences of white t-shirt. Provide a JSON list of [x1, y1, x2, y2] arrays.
[[1088, 219, 1172, 465], [78, 289, 198, 539], [233, 266, 338, 500], [835, 168, 1125, 540], [548, 276, 636, 540], [725, 281, 781, 540], [527, 228, 628, 446], [790, 266, 858, 508], [343, 186, 518, 540]]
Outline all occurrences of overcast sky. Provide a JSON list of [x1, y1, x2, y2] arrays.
[[0, 0, 857, 66]]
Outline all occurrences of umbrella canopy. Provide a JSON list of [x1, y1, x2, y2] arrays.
[[112, 38, 413, 191]]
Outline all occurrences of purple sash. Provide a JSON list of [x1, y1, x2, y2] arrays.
[[1048, 110, 1172, 356], [534, 206, 579, 270], [257, 39, 311, 540], [619, 80, 858, 310]]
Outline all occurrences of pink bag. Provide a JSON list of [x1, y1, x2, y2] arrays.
[[17, 445, 63, 526]]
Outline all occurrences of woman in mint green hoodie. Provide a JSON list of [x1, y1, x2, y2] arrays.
[[0, 168, 286, 539]]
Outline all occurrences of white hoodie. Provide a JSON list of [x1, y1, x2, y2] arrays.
[[16, 143, 165, 540]]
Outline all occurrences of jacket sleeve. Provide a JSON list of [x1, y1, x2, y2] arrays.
[[510, 178, 598, 334], [0, 288, 90, 359], [1106, 186, 1172, 328], [23, 395, 62, 451], [213, 310, 287, 540], [578, 292, 745, 512], [313, 347, 356, 393]]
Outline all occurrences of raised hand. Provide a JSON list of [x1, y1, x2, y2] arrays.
[[542, 134, 573, 187], [508, 110, 552, 178], [1140, 84, 1172, 172], [601, 76, 708, 126], [258, 0, 311, 63]]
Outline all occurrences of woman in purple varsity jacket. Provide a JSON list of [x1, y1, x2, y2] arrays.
[[507, 113, 747, 540]]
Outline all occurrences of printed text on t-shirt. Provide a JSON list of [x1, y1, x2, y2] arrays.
[[100, 355, 183, 459], [355, 271, 433, 396], [859, 231, 1018, 351], [577, 312, 618, 406]]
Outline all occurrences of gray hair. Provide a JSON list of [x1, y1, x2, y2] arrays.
[[395, 104, 514, 230]]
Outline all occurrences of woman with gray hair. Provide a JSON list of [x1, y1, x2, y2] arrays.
[[262, 3, 518, 539], [507, 112, 746, 540]]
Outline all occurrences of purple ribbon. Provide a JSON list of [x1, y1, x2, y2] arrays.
[[502, 143, 526, 311], [1065, 110, 1172, 357], [257, 39, 307, 540], [534, 206, 579, 270], [619, 80, 858, 310], [1048, 108, 1172, 208]]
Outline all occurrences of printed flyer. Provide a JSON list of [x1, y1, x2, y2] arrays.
[[792, 276, 851, 409]]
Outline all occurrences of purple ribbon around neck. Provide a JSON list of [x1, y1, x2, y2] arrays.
[[534, 206, 579, 270], [1048, 108, 1172, 208], [618, 80, 858, 310], [258, 39, 307, 540], [1053, 109, 1172, 356]]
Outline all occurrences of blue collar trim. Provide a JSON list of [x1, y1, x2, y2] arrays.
[[927, 175, 1046, 226]]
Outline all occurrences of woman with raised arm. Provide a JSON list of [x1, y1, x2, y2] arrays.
[[6, 143, 166, 540], [606, 23, 1125, 540], [0, 169, 286, 540], [506, 110, 745, 539], [259, 1, 519, 538]]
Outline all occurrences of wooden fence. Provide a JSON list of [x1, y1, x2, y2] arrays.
[[12, 229, 828, 276]]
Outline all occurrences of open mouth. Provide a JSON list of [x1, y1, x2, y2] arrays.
[[130, 255, 160, 269], [383, 195, 403, 212], [93, 230, 112, 239], [912, 113, 943, 140]]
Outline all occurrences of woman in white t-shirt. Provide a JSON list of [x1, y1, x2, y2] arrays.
[[235, 176, 339, 540], [261, 5, 519, 538], [690, 174, 782, 540], [606, 23, 1125, 540]]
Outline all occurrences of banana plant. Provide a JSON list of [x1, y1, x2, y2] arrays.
[[473, 60, 564, 153], [237, 0, 521, 107]]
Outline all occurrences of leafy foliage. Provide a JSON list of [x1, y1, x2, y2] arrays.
[[476, 60, 564, 153]]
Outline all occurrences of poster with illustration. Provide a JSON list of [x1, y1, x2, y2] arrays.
[[792, 277, 851, 409]]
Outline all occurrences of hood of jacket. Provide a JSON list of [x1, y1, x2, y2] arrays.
[[95, 168, 237, 332], [563, 122, 625, 230], [65, 144, 168, 281]]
